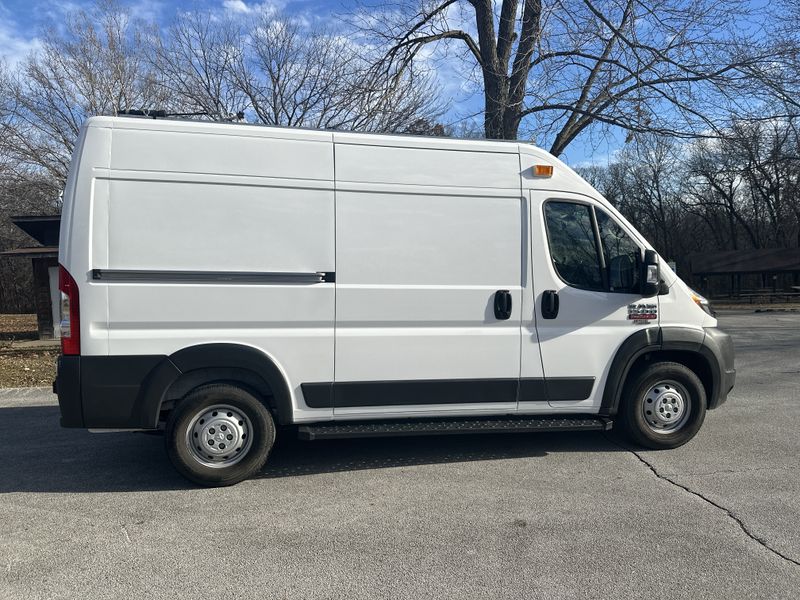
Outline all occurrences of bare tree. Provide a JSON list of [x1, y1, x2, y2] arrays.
[[228, 14, 443, 132], [146, 9, 443, 131], [0, 1, 165, 185], [586, 119, 800, 289], [684, 122, 800, 252], [1, 1, 445, 188], [737, 0, 800, 120], [147, 13, 248, 120], [359, 0, 789, 154]]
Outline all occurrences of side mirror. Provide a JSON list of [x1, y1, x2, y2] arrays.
[[609, 254, 635, 290], [641, 249, 660, 297]]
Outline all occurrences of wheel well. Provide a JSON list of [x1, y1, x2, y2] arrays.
[[158, 368, 277, 425], [627, 350, 714, 403]]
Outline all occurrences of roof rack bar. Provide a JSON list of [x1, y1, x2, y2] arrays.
[[117, 109, 245, 121]]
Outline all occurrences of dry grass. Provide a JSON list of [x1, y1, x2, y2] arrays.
[[0, 314, 58, 387], [0, 314, 39, 341], [0, 350, 58, 387]]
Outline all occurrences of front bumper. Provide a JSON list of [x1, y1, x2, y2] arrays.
[[704, 327, 736, 408]]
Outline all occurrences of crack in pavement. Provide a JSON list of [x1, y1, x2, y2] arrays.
[[606, 436, 800, 568]]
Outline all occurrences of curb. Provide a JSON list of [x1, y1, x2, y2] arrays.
[[0, 386, 53, 396]]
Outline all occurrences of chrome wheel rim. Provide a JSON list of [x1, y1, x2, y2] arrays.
[[641, 380, 690, 434], [185, 404, 253, 468]]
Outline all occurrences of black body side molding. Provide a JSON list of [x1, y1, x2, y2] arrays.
[[332, 378, 519, 408], [302, 376, 594, 408]]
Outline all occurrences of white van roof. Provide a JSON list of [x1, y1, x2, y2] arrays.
[[83, 115, 599, 198], [85, 115, 540, 155]]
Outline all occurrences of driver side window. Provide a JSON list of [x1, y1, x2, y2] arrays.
[[596, 208, 641, 293], [543, 201, 643, 294]]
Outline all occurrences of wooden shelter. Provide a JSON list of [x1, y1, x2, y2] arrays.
[[1, 215, 61, 339], [689, 248, 800, 300]]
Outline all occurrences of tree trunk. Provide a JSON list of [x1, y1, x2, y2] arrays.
[[484, 86, 526, 140], [483, 74, 509, 139]]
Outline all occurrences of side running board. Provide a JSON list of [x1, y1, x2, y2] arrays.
[[297, 415, 612, 441]]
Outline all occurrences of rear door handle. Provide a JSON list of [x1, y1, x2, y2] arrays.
[[541, 290, 559, 319], [494, 290, 512, 320]]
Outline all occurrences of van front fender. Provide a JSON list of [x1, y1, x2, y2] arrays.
[[600, 326, 734, 417]]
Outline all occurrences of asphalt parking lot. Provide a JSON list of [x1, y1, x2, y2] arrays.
[[1, 311, 799, 599]]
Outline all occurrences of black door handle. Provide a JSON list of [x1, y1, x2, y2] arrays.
[[541, 290, 559, 319], [494, 290, 512, 320]]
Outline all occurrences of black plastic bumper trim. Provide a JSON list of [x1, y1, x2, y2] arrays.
[[80, 355, 166, 428], [55, 355, 83, 427], [703, 326, 736, 409]]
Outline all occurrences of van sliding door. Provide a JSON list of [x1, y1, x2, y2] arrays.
[[329, 140, 524, 418]]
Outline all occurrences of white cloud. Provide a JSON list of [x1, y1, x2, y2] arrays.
[[127, 0, 165, 23], [0, 6, 39, 67], [223, 0, 252, 14]]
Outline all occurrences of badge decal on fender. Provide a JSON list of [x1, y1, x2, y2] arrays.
[[628, 303, 657, 322]]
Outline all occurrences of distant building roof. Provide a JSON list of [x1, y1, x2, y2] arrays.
[[10, 215, 61, 247], [690, 249, 800, 275], [0, 247, 58, 259]]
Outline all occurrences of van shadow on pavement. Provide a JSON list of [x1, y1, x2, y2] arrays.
[[2, 404, 624, 494]]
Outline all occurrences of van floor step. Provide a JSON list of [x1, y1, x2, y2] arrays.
[[297, 415, 612, 441]]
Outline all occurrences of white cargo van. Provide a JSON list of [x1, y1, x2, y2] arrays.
[[54, 116, 735, 486]]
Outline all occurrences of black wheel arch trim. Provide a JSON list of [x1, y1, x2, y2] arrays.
[[600, 325, 734, 417], [136, 343, 294, 428], [600, 327, 660, 417]]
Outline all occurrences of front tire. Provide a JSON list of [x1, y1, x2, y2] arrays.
[[165, 383, 276, 487], [618, 361, 707, 449]]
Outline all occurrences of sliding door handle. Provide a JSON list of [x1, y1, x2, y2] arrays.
[[494, 290, 512, 320]]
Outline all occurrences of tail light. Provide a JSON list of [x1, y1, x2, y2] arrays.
[[59, 264, 80, 355]]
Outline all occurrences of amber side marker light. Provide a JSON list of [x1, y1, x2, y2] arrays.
[[532, 164, 554, 177]]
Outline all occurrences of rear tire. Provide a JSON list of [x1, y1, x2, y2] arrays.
[[165, 383, 276, 487], [618, 361, 707, 449]]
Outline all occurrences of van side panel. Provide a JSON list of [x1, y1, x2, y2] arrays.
[[109, 126, 331, 180], [104, 179, 332, 272], [90, 127, 336, 423], [335, 143, 519, 189]]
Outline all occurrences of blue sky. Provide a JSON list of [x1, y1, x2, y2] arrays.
[[0, 0, 725, 166]]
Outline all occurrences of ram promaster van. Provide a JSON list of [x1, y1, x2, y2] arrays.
[[54, 116, 735, 486]]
